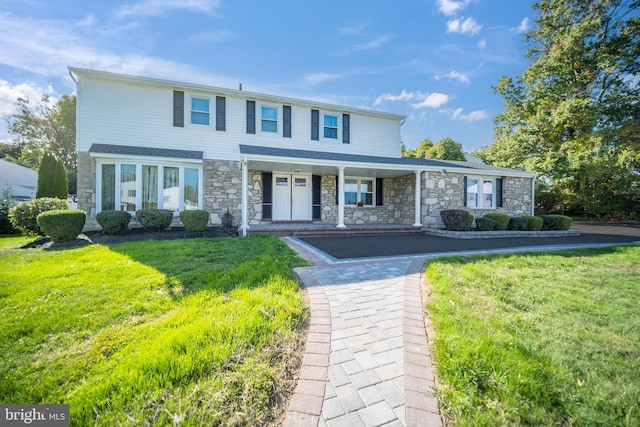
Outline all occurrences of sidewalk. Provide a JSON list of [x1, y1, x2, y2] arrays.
[[282, 239, 441, 427], [280, 225, 639, 426]]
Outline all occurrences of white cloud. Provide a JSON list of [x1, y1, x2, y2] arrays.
[[115, 0, 220, 19], [303, 72, 342, 86], [437, 0, 472, 16], [0, 81, 54, 116], [477, 38, 487, 49], [435, 71, 470, 84], [412, 92, 449, 109], [373, 90, 415, 106], [446, 16, 482, 36], [445, 108, 489, 121], [516, 17, 530, 34]]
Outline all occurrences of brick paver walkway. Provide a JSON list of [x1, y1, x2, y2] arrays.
[[282, 238, 442, 427]]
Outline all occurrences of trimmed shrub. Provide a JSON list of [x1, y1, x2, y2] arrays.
[[507, 216, 528, 231], [475, 217, 497, 231], [9, 197, 68, 235], [135, 209, 173, 232], [37, 210, 86, 242], [483, 213, 510, 230], [441, 209, 474, 231], [179, 209, 209, 232], [520, 215, 543, 231], [539, 214, 573, 231], [96, 210, 131, 235]]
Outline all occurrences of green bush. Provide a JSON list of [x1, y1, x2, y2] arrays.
[[441, 209, 474, 231], [135, 209, 173, 232], [179, 209, 209, 232], [475, 217, 497, 231], [96, 210, 131, 235], [9, 197, 68, 235], [483, 213, 510, 230], [37, 210, 86, 242], [539, 214, 573, 231], [520, 215, 543, 231], [507, 216, 529, 231]]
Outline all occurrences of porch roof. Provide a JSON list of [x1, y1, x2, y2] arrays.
[[239, 145, 534, 178]]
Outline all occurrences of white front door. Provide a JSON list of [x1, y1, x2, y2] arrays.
[[272, 174, 310, 221]]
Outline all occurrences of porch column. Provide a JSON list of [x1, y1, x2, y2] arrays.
[[414, 170, 423, 227], [241, 157, 249, 237], [337, 166, 346, 228]]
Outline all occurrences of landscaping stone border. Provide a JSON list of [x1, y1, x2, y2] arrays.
[[423, 228, 580, 239]]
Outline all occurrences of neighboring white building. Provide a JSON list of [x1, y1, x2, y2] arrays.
[[70, 68, 535, 233], [0, 159, 37, 201]]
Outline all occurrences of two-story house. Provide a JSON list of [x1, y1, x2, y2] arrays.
[[70, 68, 535, 234]]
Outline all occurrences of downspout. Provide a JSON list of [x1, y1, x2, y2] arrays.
[[531, 176, 536, 216]]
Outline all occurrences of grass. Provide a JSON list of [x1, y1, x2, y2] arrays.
[[0, 235, 309, 426], [426, 245, 640, 427]]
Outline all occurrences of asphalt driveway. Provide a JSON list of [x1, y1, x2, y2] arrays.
[[299, 224, 640, 260]]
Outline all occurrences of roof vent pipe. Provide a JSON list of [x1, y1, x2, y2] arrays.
[[239, 83, 242, 91]]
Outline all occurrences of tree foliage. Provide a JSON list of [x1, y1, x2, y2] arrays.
[[36, 153, 68, 200], [403, 137, 465, 160], [476, 0, 640, 218], [6, 95, 77, 172]]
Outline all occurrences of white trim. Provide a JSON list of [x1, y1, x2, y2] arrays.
[[414, 170, 422, 227], [188, 94, 212, 127], [241, 158, 249, 236], [89, 153, 203, 165], [337, 167, 345, 228], [259, 104, 280, 135], [466, 175, 497, 209]]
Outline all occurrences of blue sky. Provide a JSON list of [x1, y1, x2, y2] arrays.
[[0, 0, 535, 153]]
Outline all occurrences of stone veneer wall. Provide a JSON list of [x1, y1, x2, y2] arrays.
[[203, 160, 243, 225], [421, 172, 533, 228], [76, 151, 98, 229]]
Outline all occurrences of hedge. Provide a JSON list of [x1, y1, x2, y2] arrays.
[[475, 217, 497, 231], [539, 214, 572, 231], [179, 210, 209, 232], [483, 213, 510, 230], [507, 216, 529, 231], [441, 209, 474, 231], [9, 197, 68, 235], [96, 210, 132, 235], [135, 209, 173, 232], [37, 210, 86, 242], [520, 215, 543, 231]]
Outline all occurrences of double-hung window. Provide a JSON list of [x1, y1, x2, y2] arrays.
[[191, 97, 210, 125], [324, 114, 338, 139], [344, 177, 375, 206], [261, 106, 278, 132], [465, 177, 498, 208]]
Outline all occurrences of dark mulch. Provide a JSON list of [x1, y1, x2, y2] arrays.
[[21, 226, 239, 250]]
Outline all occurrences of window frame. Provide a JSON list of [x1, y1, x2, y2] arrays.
[[465, 176, 497, 209], [260, 105, 279, 134], [189, 95, 211, 126], [323, 114, 339, 139], [343, 176, 376, 207], [96, 160, 203, 215]]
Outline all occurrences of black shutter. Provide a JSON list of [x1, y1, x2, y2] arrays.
[[496, 178, 503, 208], [335, 175, 339, 205], [312, 175, 321, 220], [216, 96, 226, 131], [376, 178, 383, 206], [173, 90, 184, 127], [463, 176, 468, 207], [283, 105, 291, 138], [262, 172, 272, 220], [246, 100, 256, 134], [342, 113, 350, 144], [311, 109, 319, 140]]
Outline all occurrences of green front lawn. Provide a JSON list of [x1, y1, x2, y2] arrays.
[[0, 235, 308, 426], [427, 246, 640, 426]]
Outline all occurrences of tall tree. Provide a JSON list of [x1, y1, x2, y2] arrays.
[[477, 0, 639, 217], [402, 137, 465, 160], [7, 95, 77, 172], [36, 153, 56, 199]]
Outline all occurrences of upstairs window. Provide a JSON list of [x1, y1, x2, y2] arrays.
[[191, 97, 210, 125], [261, 106, 278, 132], [324, 114, 338, 139]]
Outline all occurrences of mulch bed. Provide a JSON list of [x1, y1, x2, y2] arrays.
[[21, 226, 239, 250]]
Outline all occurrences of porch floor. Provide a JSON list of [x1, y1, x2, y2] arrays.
[[244, 223, 425, 237]]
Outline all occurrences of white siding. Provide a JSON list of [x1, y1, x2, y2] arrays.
[[76, 73, 403, 160]]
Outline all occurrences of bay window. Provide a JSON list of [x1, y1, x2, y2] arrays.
[[97, 162, 202, 214]]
